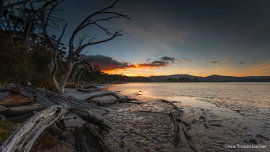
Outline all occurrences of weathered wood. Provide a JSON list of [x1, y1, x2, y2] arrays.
[[0, 106, 66, 152], [169, 112, 181, 147], [95, 97, 141, 106], [83, 123, 110, 152], [77, 88, 97, 92], [0, 85, 111, 152], [0, 101, 34, 108], [0, 106, 44, 118], [86, 92, 121, 101], [161, 99, 198, 152], [0, 91, 11, 101], [70, 108, 111, 132]]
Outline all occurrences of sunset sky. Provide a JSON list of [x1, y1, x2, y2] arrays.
[[60, 0, 270, 77]]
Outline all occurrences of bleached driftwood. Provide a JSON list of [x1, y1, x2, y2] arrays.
[[85, 92, 121, 101], [0, 106, 66, 152], [0, 85, 114, 152]]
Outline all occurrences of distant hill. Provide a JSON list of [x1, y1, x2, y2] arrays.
[[149, 74, 200, 82], [148, 74, 270, 82]]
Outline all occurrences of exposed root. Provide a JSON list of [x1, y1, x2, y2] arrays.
[[169, 112, 181, 147], [0, 101, 34, 108], [74, 123, 110, 152], [0, 92, 11, 102], [0, 106, 44, 118], [85, 92, 121, 101], [160, 99, 198, 152]]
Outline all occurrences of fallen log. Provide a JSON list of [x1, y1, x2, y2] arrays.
[[0, 101, 34, 108], [0, 85, 113, 152], [95, 97, 141, 106], [0, 106, 66, 152], [77, 88, 98, 93], [85, 92, 121, 101], [0, 106, 44, 118], [0, 92, 10, 101]]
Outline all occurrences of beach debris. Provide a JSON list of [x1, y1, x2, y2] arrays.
[[0, 85, 111, 152], [256, 134, 270, 141], [199, 116, 209, 129], [0, 92, 10, 101], [85, 92, 142, 106], [235, 110, 241, 113], [208, 123, 223, 127], [160, 99, 198, 152], [85, 92, 121, 101], [244, 138, 258, 144]]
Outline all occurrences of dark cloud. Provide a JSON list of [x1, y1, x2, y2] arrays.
[[239, 61, 245, 64], [181, 57, 192, 62], [211, 61, 220, 64], [82, 55, 175, 71], [82, 55, 135, 71], [160, 56, 175, 63], [138, 60, 168, 67]]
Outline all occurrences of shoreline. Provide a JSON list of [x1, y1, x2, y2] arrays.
[[1, 84, 270, 152], [104, 83, 270, 151], [65, 84, 270, 151]]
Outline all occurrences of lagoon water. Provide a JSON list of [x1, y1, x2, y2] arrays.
[[107, 82, 270, 108]]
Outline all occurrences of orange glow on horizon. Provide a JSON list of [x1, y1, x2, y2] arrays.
[[102, 63, 270, 77]]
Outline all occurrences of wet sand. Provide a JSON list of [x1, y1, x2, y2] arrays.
[[65, 87, 270, 152]]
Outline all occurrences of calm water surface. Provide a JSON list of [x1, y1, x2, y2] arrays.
[[107, 82, 270, 108]]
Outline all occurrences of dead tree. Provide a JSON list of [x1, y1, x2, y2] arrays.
[[41, 0, 130, 94], [0, 0, 60, 50], [0, 0, 31, 13]]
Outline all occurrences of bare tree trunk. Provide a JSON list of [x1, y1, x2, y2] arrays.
[[77, 69, 86, 86], [56, 62, 74, 94]]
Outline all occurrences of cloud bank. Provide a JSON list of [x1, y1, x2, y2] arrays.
[[83, 55, 176, 71]]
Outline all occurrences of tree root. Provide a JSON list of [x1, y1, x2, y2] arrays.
[[0, 91, 11, 101], [85, 92, 121, 101], [0, 101, 34, 108], [160, 99, 198, 152], [74, 123, 110, 152], [0, 106, 44, 118], [85, 92, 142, 106]]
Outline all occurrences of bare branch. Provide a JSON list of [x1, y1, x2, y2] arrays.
[[77, 31, 122, 53], [68, 0, 129, 60], [57, 22, 67, 44], [1, 0, 32, 11]]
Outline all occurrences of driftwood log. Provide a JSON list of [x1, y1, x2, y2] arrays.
[[160, 99, 198, 152], [0, 85, 120, 152]]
